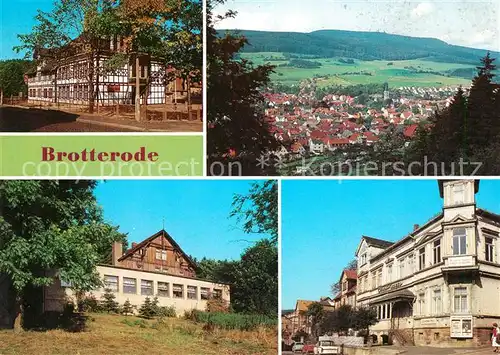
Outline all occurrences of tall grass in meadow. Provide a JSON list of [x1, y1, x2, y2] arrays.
[[187, 310, 277, 331]]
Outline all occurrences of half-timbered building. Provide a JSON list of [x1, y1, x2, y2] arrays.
[[26, 36, 199, 107]]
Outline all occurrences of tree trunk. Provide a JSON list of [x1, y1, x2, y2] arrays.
[[1, 88, 4, 106], [187, 75, 191, 120], [95, 52, 100, 114], [0, 275, 20, 330], [88, 50, 95, 114], [13, 303, 22, 332], [143, 83, 148, 121], [54, 67, 58, 107], [163, 82, 167, 121], [135, 56, 141, 122]]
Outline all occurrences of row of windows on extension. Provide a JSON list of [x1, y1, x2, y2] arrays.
[[377, 286, 469, 320], [359, 228, 495, 293], [103, 275, 223, 300]]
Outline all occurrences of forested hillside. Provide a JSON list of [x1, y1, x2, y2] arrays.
[[218, 29, 498, 65]]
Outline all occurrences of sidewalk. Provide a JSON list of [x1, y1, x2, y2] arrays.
[[76, 115, 202, 132], [391, 346, 493, 355], [1, 105, 203, 132]]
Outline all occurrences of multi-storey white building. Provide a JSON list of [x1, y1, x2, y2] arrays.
[[355, 180, 500, 347], [42, 230, 230, 316]]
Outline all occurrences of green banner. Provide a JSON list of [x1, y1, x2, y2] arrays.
[[0, 135, 203, 176]]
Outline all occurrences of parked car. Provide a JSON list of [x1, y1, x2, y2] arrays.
[[313, 340, 340, 354], [302, 344, 315, 354], [292, 342, 304, 353]]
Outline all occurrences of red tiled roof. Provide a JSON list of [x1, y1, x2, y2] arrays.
[[328, 138, 349, 145], [401, 111, 413, 119], [344, 269, 357, 280], [404, 124, 418, 138], [310, 130, 327, 139]]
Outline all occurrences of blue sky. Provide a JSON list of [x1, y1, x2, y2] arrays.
[[281, 179, 500, 310], [3, 0, 498, 59], [215, 0, 500, 51], [1, 0, 55, 59], [94, 180, 271, 261]]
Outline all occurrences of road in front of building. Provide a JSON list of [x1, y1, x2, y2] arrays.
[[396, 346, 494, 355], [283, 346, 494, 355], [0, 106, 203, 132]]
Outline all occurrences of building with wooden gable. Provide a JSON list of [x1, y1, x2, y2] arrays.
[[332, 269, 357, 309], [283, 299, 315, 337], [45, 229, 229, 315], [282, 298, 336, 341], [355, 180, 500, 347], [112, 229, 197, 278]]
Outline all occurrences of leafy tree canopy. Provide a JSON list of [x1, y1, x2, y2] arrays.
[[192, 180, 278, 316], [230, 180, 278, 243], [0, 60, 34, 97], [0, 180, 126, 294]]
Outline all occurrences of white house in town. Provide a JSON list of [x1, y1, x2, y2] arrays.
[[355, 180, 500, 347]]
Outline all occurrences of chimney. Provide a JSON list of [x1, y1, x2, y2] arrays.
[[413, 224, 419, 231], [112, 241, 122, 266], [132, 242, 137, 248]]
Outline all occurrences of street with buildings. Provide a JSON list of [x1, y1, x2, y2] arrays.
[[282, 180, 500, 352]]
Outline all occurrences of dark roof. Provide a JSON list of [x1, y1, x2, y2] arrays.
[[370, 212, 443, 262], [282, 309, 294, 316], [370, 289, 415, 305], [371, 236, 414, 262], [477, 208, 500, 223], [119, 229, 197, 270], [363, 236, 394, 249]]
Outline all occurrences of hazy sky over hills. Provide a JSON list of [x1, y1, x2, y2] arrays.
[[214, 0, 500, 51]]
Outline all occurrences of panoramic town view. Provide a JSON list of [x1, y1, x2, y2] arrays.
[[208, 0, 500, 176], [281, 179, 500, 354], [0, 180, 278, 355]]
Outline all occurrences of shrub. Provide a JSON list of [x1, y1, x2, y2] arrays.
[[158, 305, 176, 318], [79, 294, 102, 313], [138, 297, 175, 319], [121, 299, 134, 316], [206, 297, 230, 313], [139, 297, 155, 319], [101, 289, 119, 313], [188, 310, 277, 331]]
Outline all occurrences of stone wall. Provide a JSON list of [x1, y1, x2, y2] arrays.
[[413, 326, 492, 347], [343, 347, 402, 355], [474, 327, 493, 347], [328, 335, 365, 347], [371, 326, 491, 347]]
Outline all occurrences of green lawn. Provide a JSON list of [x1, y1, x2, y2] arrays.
[[240, 52, 473, 87]]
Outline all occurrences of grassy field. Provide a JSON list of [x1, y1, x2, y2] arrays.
[[240, 52, 473, 87], [0, 313, 277, 355]]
